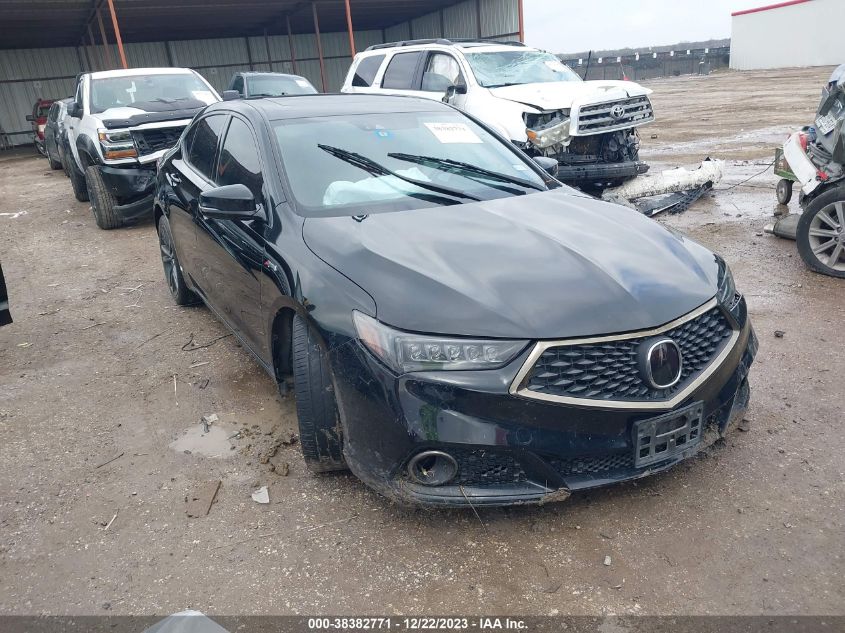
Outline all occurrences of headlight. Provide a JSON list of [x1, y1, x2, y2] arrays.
[[98, 128, 137, 159], [716, 258, 737, 307], [353, 311, 528, 374]]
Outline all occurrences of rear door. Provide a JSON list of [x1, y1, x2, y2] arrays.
[[194, 115, 268, 361], [165, 113, 228, 288], [375, 50, 426, 98]]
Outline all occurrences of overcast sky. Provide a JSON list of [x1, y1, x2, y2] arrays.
[[524, 0, 769, 54]]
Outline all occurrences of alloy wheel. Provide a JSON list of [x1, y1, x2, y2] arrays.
[[159, 227, 180, 296], [808, 200, 845, 272]]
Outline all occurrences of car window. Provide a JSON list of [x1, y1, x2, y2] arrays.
[[381, 52, 424, 90], [75, 82, 84, 114], [187, 114, 227, 181], [216, 117, 263, 199], [247, 75, 317, 97], [272, 111, 546, 217], [232, 76, 244, 95], [352, 55, 385, 87], [421, 53, 463, 93], [464, 50, 582, 88]]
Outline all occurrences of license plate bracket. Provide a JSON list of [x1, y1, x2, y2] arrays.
[[633, 402, 704, 468]]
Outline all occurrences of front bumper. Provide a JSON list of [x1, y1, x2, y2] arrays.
[[99, 165, 156, 219], [329, 299, 757, 508], [555, 160, 650, 185]]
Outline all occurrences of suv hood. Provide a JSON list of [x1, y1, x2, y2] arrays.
[[302, 190, 718, 340], [489, 80, 651, 112]]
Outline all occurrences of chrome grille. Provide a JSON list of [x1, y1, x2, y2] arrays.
[[522, 307, 733, 403], [576, 96, 654, 134]]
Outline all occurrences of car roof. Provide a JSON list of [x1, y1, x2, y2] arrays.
[[237, 71, 308, 79], [88, 67, 197, 80], [211, 93, 454, 120]]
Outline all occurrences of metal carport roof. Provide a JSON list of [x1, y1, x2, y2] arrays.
[[0, 0, 468, 49]]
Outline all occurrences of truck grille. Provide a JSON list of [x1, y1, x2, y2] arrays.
[[132, 127, 185, 155], [576, 96, 654, 135], [522, 307, 733, 403]]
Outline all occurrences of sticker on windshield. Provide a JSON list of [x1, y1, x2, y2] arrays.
[[424, 122, 483, 144], [295, 79, 312, 89], [191, 90, 216, 103], [544, 60, 566, 72]]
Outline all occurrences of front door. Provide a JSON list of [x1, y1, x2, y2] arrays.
[[194, 115, 268, 363]]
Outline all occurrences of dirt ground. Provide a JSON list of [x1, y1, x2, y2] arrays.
[[1, 67, 843, 617]]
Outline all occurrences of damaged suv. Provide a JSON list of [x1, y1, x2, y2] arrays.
[[342, 39, 654, 188], [66, 68, 219, 229]]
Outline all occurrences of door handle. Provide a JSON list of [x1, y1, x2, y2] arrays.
[[167, 172, 182, 186]]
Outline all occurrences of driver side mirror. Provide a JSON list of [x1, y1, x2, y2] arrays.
[[67, 102, 82, 118], [533, 156, 559, 178], [199, 184, 264, 221], [444, 82, 468, 101], [25, 114, 35, 122]]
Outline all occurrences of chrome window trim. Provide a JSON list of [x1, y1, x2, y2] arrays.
[[508, 298, 740, 411]]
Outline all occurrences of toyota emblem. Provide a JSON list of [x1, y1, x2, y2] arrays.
[[610, 104, 626, 120], [638, 337, 683, 390]]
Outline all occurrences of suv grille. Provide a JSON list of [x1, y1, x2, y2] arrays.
[[549, 452, 635, 477], [132, 127, 185, 155], [577, 96, 654, 134], [523, 307, 733, 403]]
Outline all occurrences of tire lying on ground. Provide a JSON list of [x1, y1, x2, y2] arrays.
[[292, 314, 347, 473], [796, 185, 845, 279], [85, 165, 123, 230], [68, 163, 89, 202]]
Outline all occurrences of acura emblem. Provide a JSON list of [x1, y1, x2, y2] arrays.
[[610, 104, 626, 120], [638, 337, 683, 390]]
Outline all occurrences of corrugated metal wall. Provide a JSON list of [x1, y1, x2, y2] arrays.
[[0, 0, 519, 147]]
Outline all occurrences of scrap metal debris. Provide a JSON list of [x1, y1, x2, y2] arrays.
[[603, 159, 725, 216], [251, 485, 270, 504]]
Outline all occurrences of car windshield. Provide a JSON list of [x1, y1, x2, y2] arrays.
[[89, 73, 216, 113], [273, 111, 547, 217], [247, 75, 317, 97], [464, 50, 582, 88]]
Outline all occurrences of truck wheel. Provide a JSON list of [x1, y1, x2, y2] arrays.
[[85, 165, 123, 230], [47, 148, 62, 171], [292, 314, 347, 473], [157, 214, 198, 306], [796, 187, 845, 278], [776, 179, 793, 205], [69, 163, 89, 202]]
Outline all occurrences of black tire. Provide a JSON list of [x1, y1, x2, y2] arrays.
[[796, 186, 845, 278], [47, 147, 62, 170], [157, 214, 199, 306], [85, 165, 122, 230], [776, 179, 793, 205], [68, 162, 89, 202], [292, 314, 346, 473]]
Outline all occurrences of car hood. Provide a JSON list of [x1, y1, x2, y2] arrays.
[[489, 80, 652, 112], [302, 190, 718, 339]]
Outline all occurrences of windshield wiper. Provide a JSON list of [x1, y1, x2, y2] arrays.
[[317, 144, 481, 202], [387, 153, 545, 192], [485, 82, 524, 89]]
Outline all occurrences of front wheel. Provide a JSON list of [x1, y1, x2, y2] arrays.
[[85, 165, 122, 230], [292, 315, 347, 473], [796, 186, 845, 278], [157, 214, 199, 306]]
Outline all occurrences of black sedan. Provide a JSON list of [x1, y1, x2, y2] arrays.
[[154, 94, 757, 507]]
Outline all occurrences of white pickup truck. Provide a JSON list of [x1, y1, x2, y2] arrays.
[[66, 68, 219, 229]]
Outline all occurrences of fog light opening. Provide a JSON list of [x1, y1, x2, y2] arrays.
[[407, 451, 458, 487]]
